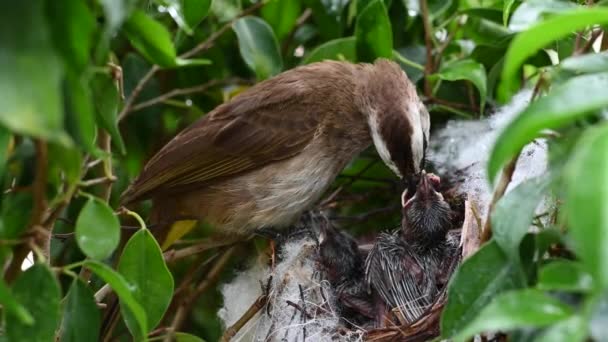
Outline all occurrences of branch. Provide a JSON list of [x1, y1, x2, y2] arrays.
[[420, 0, 435, 97], [4, 141, 49, 283], [128, 79, 251, 113], [165, 247, 236, 340], [117, 2, 265, 123], [480, 155, 519, 243], [220, 295, 267, 342]]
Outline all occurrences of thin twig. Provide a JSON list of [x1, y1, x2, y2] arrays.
[[165, 247, 236, 340], [180, 2, 264, 59], [420, 0, 434, 97], [578, 28, 604, 55], [480, 155, 519, 243], [130, 79, 223, 113], [281, 9, 313, 57], [4, 141, 49, 282], [221, 295, 268, 342], [118, 2, 265, 123], [163, 237, 240, 262]]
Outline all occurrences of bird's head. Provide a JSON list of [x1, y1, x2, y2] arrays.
[[359, 59, 430, 182], [400, 171, 451, 245], [317, 221, 361, 285]]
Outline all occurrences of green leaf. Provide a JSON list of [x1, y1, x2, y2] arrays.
[[118, 229, 174, 334], [561, 51, 608, 74], [0, 278, 33, 325], [123, 10, 177, 67], [174, 58, 213, 67], [488, 72, 608, 184], [441, 241, 524, 337], [463, 17, 513, 48], [302, 37, 357, 64], [0, 193, 33, 240], [49, 143, 83, 185], [499, 7, 608, 102], [75, 196, 120, 260], [393, 46, 426, 83], [0, 126, 10, 179], [181, 0, 212, 29], [454, 289, 573, 341], [492, 177, 549, 260], [0, 1, 70, 145], [503, 0, 516, 26], [45, 0, 95, 73], [355, 0, 392, 62], [154, 0, 193, 34], [538, 260, 594, 292], [535, 315, 587, 342], [233, 16, 283, 80], [7, 264, 61, 342], [432, 59, 487, 112], [64, 74, 97, 152], [81, 260, 148, 339], [175, 332, 207, 342], [261, 0, 301, 40], [60, 279, 101, 342], [508, 0, 579, 32], [91, 74, 126, 154], [565, 122, 608, 289]]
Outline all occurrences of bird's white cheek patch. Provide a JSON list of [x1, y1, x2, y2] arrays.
[[368, 111, 402, 178]]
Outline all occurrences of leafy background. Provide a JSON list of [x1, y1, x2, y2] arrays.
[[1, 0, 608, 341]]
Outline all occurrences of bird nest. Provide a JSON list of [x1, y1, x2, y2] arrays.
[[219, 189, 482, 342]]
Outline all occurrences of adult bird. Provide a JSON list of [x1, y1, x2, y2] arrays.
[[121, 59, 430, 247], [365, 171, 454, 326]]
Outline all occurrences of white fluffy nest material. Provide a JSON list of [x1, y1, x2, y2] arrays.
[[218, 237, 365, 342]]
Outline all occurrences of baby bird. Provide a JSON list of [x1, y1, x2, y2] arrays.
[[317, 220, 374, 325], [364, 171, 453, 325]]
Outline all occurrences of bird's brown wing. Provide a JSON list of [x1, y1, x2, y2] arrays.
[[120, 86, 323, 204]]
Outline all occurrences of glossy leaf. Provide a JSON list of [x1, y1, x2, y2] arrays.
[[303, 37, 356, 64], [7, 264, 61, 342], [0, 1, 70, 145], [538, 260, 594, 292], [0, 126, 10, 179], [489, 72, 608, 184], [233, 16, 283, 80], [492, 177, 549, 260], [181, 0, 212, 29], [561, 51, 608, 74], [261, 0, 301, 40], [60, 279, 101, 342], [0, 193, 33, 241], [503, 0, 516, 26], [565, 122, 608, 289], [155, 0, 193, 34], [64, 74, 97, 152], [500, 8, 608, 102], [49, 143, 83, 185], [75, 196, 120, 260], [81, 260, 148, 339], [0, 278, 33, 325], [91, 74, 126, 154], [175, 332, 207, 341], [508, 0, 579, 32], [118, 229, 174, 334], [355, 0, 392, 62], [454, 289, 573, 341], [45, 0, 95, 72], [535, 315, 587, 342], [441, 241, 524, 337], [432, 59, 487, 112], [123, 10, 177, 67]]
